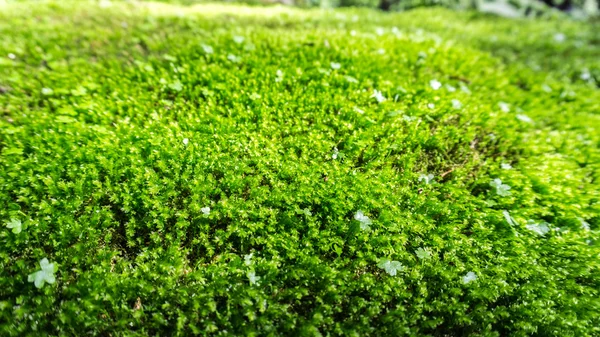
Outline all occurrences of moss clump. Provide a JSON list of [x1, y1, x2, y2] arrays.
[[1, 1, 599, 336]]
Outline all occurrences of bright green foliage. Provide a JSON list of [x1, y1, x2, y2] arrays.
[[0, 1, 599, 336]]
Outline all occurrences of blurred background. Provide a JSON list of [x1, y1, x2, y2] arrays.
[[150, 0, 599, 18]]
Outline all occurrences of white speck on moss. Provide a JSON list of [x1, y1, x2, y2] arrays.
[[462, 272, 477, 284]]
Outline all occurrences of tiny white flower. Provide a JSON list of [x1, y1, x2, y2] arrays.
[[462, 271, 477, 284], [554, 33, 565, 43], [446, 85, 456, 92], [490, 178, 511, 196], [8, 53, 16, 60], [182, 138, 189, 146], [371, 90, 386, 103], [430, 80, 442, 90], [244, 253, 253, 266], [41, 88, 53, 95], [516, 114, 533, 123], [375, 27, 385, 36], [201, 207, 210, 215], [332, 147, 339, 160], [350, 30, 356, 36], [201, 45, 213, 54], [498, 102, 510, 112], [427, 103, 435, 109], [233, 35, 245, 44], [525, 220, 550, 236], [501, 163, 512, 170], [451, 99, 462, 109], [377, 48, 385, 55], [330, 62, 341, 70], [419, 174, 434, 184], [354, 210, 372, 230]]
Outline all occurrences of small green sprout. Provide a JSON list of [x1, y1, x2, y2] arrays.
[[490, 178, 511, 196], [451, 99, 462, 109], [28, 258, 57, 289], [168, 81, 183, 92], [244, 253, 253, 266], [419, 174, 434, 184], [5, 218, 22, 234], [525, 220, 550, 236], [371, 90, 385, 103], [247, 270, 260, 285], [377, 259, 405, 276], [415, 247, 431, 260], [430, 79, 442, 90], [332, 147, 339, 160], [503, 210, 518, 227], [498, 102, 510, 112], [462, 272, 477, 284], [579, 218, 590, 231], [517, 114, 533, 123], [202, 44, 213, 54], [354, 210, 372, 230], [227, 54, 240, 63]]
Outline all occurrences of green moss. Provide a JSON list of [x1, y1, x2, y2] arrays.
[[0, 1, 599, 336]]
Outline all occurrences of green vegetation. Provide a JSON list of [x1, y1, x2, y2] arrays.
[[1, 1, 599, 335]]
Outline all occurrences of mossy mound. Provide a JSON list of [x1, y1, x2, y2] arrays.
[[1, 1, 599, 335]]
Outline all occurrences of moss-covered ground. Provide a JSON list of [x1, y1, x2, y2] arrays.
[[1, 1, 599, 335]]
